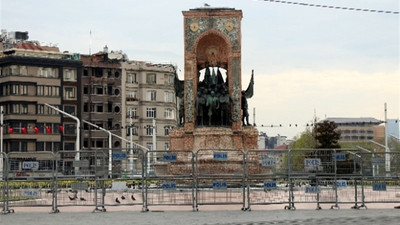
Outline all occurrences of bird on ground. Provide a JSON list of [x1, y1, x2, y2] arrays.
[[115, 197, 121, 204], [80, 197, 86, 201], [68, 196, 76, 200], [131, 195, 136, 201], [121, 195, 126, 200]]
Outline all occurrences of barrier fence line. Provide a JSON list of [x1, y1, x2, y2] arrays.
[[1, 148, 399, 213]]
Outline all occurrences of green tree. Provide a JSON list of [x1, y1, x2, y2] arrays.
[[285, 128, 317, 171], [291, 128, 317, 149], [314, 120, 340, 148]]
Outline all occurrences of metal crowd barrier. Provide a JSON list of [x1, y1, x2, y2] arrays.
[[143, 150, 195, 211], [246, 149, 290, 210], [1, 148, 400, 213], [195, 149, 246, 211], [360, 152, 400, 207], [2, 151, 55, 213], [105, 148, 145, 211]]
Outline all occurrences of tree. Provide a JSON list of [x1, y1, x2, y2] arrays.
[[314, 120, 340, 148], [285, 128, 317, 171], [291, 128, 317, 149]]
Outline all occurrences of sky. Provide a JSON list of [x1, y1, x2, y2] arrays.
[[1, 0, 399, 139]]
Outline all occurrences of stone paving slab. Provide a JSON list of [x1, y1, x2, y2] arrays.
[[1, 204, 400, 225]]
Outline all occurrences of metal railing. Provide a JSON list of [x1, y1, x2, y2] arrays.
[[1, 148, 399, 214]]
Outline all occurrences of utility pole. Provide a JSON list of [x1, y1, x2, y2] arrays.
[[384, 103, 390, 175]]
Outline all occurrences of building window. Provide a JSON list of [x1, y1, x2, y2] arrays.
[[127, 125, 138, 136], [146, 73, 156, 84], [97, 104, 103, 113], [21, 104, 28, 114], [64, 69, 76, 81], [54, 142, 61, 152], [127, 72, 137, 83], [64, 105, 76, 115], [146, 108, 156, 118], [96, 86, 104, 95], [11, 104, 19, 113], [11, 84, 19, 95], [164, 91, 174, 102], [146, 90, 156, 101], [127, 90, 137, 101], [37, 104, 44, 114], [84, 103, 88, 112], [21, 85, 28, 95], [164, 108, 174, 119], [146, 125, 153, 136], [164, 74, 174, 85], [46, 142, 52, 152], [20, 66, 27, 76], [36, 142, 44, 152], [37, 86, 44, 96], [127, 107, 137, 118], [164, 143, 170, 151], [21, 141, 27, 152], [64, 87, 76, 100], [164, 126, 173, 136], [83, 85, 89, 94], [64, 124, 76, 135], [10, 141, 19, 152], [64, 142, 75, 151]]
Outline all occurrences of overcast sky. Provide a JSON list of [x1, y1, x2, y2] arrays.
[[1, 0, 399, 139]]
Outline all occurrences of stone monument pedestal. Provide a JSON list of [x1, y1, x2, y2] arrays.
[[169, 126, 258, 152]]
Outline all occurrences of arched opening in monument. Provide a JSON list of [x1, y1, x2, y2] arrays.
[[194, 33, 231, 127]]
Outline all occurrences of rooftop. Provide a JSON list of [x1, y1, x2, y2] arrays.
[[324, 117, 383, 125]]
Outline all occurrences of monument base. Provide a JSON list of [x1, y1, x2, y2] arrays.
[[169, 126, 258, 152]]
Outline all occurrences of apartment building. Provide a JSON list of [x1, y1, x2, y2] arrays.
[[0, 42, 82, 177], [121, 61, 177, 152]]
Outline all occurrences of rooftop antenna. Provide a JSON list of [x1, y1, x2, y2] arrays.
[[89, 30, 92, 55]]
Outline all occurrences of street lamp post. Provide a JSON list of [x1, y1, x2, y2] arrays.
[[44, 103, 80, 174]]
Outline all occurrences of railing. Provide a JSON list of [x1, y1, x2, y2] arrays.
[[1, 148, 399, 214]]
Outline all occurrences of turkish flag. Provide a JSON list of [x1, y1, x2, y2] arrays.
[[46, 126, 52, 134], [21, 127, 27, 134], [8, 127, 14, 133], [59, 125, 64, 133], [34, 126, 39, 134]]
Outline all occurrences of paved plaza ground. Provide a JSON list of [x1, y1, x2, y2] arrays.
[[1, 204, 400, 225]]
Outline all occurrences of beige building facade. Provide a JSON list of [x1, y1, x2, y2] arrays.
[[121, 61, 177, 152]]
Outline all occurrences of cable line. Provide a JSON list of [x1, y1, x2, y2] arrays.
[[260, 0, 399, 14]]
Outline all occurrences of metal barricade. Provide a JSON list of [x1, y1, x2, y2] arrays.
[[361, 152, 400, 207], [143, 150, 195, 211], [288, 149, 339, 210], [1, 152, 13, 214], [54, 149, 108, 212], [4, 151, 56, 213], [334, 149, 365, 209], [246, 149, 290, 210], [106, 148, 145, 211], [195, 149, 246, 211]]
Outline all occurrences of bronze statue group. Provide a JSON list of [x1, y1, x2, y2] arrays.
[[175, 61, 254, 127]]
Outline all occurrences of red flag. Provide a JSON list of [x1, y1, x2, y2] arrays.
[[34, 126, 39, 134], [21, 127, 27, 134], [59, 125, 64, 133], [46, 126, 52, 134], [8, 127, 14, 133]]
